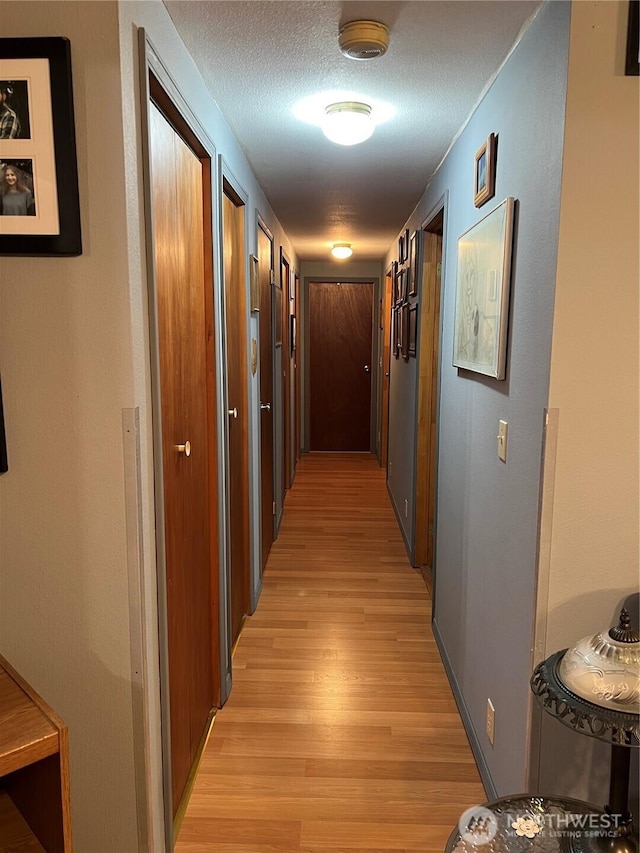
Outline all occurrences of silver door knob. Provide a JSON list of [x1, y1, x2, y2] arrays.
[[260, 402, 271, 411], [364, 365, 370, 372], [176, 441, 191, 457], [228, 407, 238, 419]]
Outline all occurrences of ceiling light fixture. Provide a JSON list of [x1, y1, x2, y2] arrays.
[[322, 102, 374, 146], [331, 243, 353, 259]]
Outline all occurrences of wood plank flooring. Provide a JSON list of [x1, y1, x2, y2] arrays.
[[175, 452, 486, 852]]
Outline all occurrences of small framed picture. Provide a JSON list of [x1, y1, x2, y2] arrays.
[[394, 265, 404, 306], [249, 254, 259, 312], [0, 37, 82, 255], [408, 304, 418, 357], [408, 230, 422, 297], [403, 228, 410, 262], [290, 314, 296, 353], [401, 302, 410, 360], [393, 307, 400, 358], [474, 133, 496, 208], [398, 233, 405, 265]]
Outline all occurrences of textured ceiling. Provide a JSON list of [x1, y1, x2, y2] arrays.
[[164, 0, 541, 261]]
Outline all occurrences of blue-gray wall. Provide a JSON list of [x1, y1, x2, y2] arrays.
[[385, 1, 571, 794]]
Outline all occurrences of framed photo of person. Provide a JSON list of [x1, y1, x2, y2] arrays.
[[0, 37, 82, 255]]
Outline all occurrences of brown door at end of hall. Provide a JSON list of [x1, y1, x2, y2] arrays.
[[149, 99, 219, 816], [257, 222, 274, 570], [223, 188, 250, 645], [309, 281, 373, 451]]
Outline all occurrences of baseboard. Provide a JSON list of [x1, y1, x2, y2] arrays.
[[386, 480, 412, 561], [432, 617, 497, 801]]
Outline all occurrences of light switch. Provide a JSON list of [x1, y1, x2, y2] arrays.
[[497, 420, 508, 462]]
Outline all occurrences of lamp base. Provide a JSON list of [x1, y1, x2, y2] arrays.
[[560, 819, 638, 853]]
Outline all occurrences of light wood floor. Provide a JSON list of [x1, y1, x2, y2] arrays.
[[176, 452, 486, 852]]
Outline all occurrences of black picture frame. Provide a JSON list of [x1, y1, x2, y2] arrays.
[[408, 230, 422, 298], [626, 1, 639, 76], [392, 307, 400, 358], [0, 37, 82, 256], [401, 302, 410, 360], [408, 304, 418, 357]]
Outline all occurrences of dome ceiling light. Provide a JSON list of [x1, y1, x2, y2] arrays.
[[339, 20, 390, 61], [331, 243, 353, 259], [322, 102, 374, 146]]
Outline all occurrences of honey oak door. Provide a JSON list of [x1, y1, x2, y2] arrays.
[[222, 185, 250, 645], [257, 220, 274, 570], [149, 98, 219, 816], [309, 282, 374, 451]]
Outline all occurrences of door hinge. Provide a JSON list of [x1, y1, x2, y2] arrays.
[[270, 270, 275, 286], [272, 501, 276, 515]]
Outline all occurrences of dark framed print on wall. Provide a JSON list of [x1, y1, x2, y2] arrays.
[[0, 37, 82, 255]]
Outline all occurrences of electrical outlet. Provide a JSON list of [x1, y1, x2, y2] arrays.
[[404, 499, 408, 518], [486, 698, 496, 745]]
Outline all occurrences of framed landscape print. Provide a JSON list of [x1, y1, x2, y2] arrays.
[[474, 133, 496, 208], [0, 37, 81, 255], [453, 197, 515, 379]]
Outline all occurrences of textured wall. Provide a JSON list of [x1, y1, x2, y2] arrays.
[[384, 1, 571, 794]]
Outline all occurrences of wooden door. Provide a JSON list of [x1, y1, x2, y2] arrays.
[[293, 273, 301, 467], [222, 188, 250, 644], [381, 269, 393, 469], [281, 253, 291, 489], [149, 100, 219, 816], [257, 221, 274, 570], [415, 228, 443, 569], [309, 282, 373, 451]]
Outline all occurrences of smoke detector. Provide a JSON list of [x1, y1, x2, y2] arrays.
[[339, 20, 390, 61]]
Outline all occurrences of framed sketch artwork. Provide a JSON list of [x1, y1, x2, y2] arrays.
[[0, 37, 81, 255], [453, 197, 515, 380]]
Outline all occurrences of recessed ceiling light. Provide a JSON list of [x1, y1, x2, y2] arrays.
[[331, 243, 353, 259], [322, 102, 374, 146]]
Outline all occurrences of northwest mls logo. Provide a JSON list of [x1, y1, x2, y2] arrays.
[[458, 806, 499, 845]]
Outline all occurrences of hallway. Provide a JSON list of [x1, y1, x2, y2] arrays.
[[175, 452, 486, 852]]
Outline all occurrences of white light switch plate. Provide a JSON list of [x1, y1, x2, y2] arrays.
[[498, 420, 508, 462]]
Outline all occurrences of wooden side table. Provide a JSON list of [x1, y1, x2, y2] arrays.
[[0, 653, 72, 852]]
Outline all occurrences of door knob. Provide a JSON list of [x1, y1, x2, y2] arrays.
[[260, 402, 271, 411], [228, 407, 238, 419], [176, 441, 191, 457], [364, 365, 370, 373]]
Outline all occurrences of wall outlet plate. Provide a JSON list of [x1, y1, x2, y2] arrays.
[[497, 420, 508, 462]]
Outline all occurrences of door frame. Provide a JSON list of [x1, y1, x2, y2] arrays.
[[139, 33, 230, 850], [412, 195, 447, 596], [302, 275, 381, 452], [255, 213, 277, 565], [219, 162, 253, 637]]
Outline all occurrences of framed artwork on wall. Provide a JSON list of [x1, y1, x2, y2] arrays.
[[392, 307, 400, 358], [290, 314, 296, 353], [401, 302, 410, 360], [408, 230, 422, 297], [453, 197, 515, 379], [474, 132, 496, 208], [0, 37, 82, 255], [408, 304, 418, 357]]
